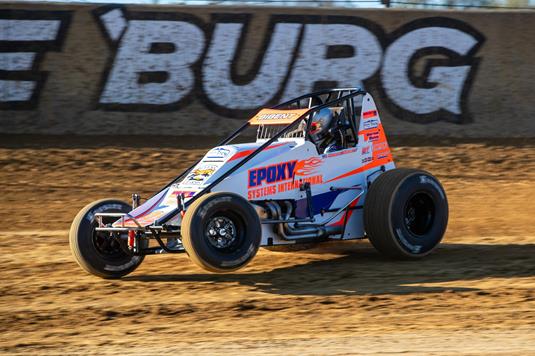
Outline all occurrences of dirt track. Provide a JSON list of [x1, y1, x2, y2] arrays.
[[0, 137, 534, 355]]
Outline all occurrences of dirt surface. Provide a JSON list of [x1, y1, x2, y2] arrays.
[[0, 137, 534, 355]]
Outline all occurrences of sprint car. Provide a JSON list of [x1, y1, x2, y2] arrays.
[[70, 88, 448, 278]]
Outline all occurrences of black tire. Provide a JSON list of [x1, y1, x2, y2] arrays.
[[181, 192, 261, 273], [69, 199, 145, 279], [364, 168, 448, 259]]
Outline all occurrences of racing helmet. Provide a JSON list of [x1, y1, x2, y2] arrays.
[[309, 108, 334, 141]]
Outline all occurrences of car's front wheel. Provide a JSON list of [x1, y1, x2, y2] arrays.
[[181, 192, 261, 273], [69, 199, 145, 279]]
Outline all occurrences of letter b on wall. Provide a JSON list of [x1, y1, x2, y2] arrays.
[[99, 15, 204, 108]]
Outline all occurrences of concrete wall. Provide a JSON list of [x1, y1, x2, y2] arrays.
[[1, 3, 534, 138]]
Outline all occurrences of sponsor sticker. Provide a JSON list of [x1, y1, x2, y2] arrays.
[[247, 158, 324, 199], [362, 110, 377, 119], [259, 113, 294, 121], [373, 142, 388, 151], [249, 108, 309, 125], [363, 118, 379, 129], [323, 147, 357, 158], [185, 164, 218, 185], [248, 160, 297, 188], [365, 131, 380, 142], [206, 147, 230, 159]]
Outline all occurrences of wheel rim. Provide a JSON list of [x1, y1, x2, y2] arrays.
[[90, 216, 127, 259], [92, 229, 124, 257], [404, 192, 435, 236], [205, 216, 239, 250]]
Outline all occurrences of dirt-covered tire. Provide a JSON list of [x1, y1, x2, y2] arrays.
[[364, 168, 448, 259], [181, 192, 261, 273], [69, 199, 145, 279]]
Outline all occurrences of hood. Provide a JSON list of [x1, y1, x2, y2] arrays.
[[176, 142, 292, 189], [113, 141, 295, 228]]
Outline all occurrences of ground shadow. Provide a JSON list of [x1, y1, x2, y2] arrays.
[[126, 243, 535, 296]]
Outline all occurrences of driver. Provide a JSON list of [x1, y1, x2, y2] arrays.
[[309, 108, 343, 153]]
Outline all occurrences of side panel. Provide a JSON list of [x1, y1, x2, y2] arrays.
[[332, 92, 396, 240]]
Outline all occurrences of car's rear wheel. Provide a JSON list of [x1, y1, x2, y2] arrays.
[[69, 199, 146, 279], [181, 192, 261, 273], [364, 168, 448, 259]]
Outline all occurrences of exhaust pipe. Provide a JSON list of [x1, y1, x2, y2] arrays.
[[265, 201, 342, 241]]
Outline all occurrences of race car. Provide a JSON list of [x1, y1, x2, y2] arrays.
[[70, 88, 448, 278]]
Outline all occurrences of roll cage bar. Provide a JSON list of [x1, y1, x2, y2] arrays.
[[152, 87, 367, 227]]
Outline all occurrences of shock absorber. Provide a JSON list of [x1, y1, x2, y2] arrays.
[[128, 230, 136, 250]]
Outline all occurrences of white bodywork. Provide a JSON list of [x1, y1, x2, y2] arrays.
[[114, 94, 395, 245]]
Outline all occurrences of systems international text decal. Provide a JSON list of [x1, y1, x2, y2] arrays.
[[247, 158, 323, 199]]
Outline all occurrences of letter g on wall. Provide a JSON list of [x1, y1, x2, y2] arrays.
[[379, 17, 485, 124]]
